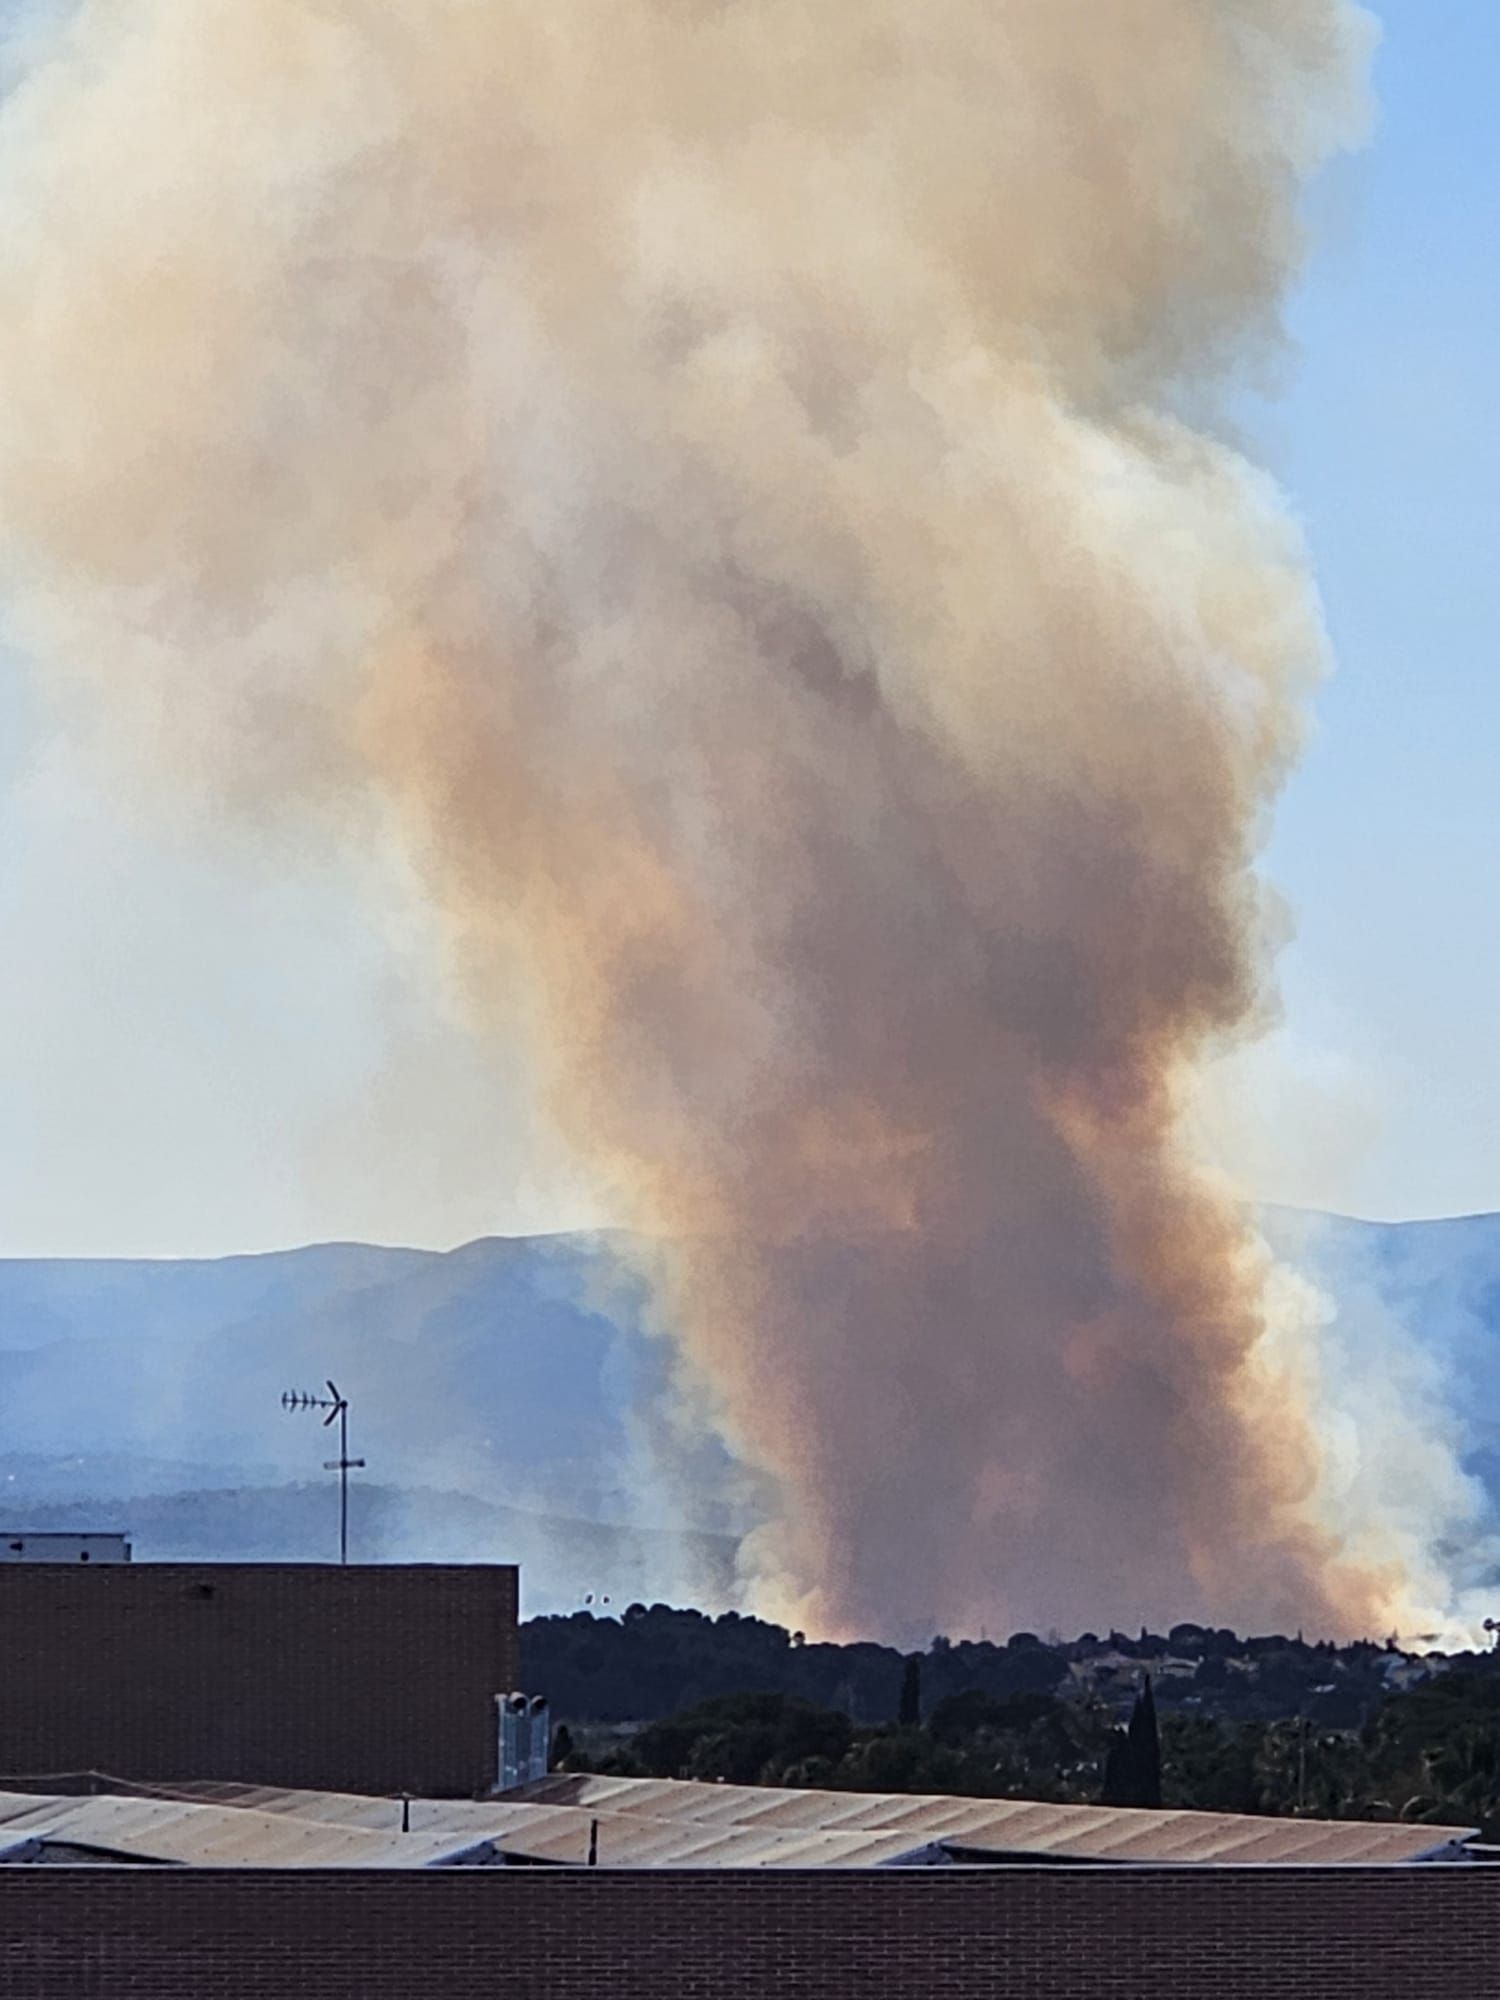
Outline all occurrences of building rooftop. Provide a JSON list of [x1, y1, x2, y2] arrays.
[[0, 1790, 498, 1869], [0, 1772, 1470, 1870], [500, 1773, 1478, 1867]]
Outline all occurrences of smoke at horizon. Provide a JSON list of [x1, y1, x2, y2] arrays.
[[0, 0, 1481, 1643]]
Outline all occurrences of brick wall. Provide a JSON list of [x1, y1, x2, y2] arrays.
[[0, 1865, 1494, 2000], [0, 1564, 517, 1796]]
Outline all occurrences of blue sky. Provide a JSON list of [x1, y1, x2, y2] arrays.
[[1246, 0, 1500, 1220], [0, 1, 1494, 1252]]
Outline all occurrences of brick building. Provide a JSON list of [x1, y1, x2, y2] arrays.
[[0, 1563, 518, 1796], [0, 1867, 1496, 1999]]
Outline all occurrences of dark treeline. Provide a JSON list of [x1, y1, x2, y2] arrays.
[[522, 1606, 1500, 1835], [521, 1603, 1469, 1730], [546, 1676, 1500, 1836]]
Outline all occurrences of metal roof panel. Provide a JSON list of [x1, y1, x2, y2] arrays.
[[14, 1776, 1469, 1869], [492, 1774, 1473, 1866]]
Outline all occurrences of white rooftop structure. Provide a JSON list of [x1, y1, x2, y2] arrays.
[[0, 1774, 1472, 1870]]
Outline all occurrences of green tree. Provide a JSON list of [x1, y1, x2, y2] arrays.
[[898, 1655, 922, 1728], [833, 1729, 955, 1794], [1101, 1678, 1160, 1809], [1160, 1716, 1263, 1814], [632, 1691, 853, 1786]]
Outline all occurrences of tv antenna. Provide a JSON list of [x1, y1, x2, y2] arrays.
[[281, 1380, 364, 1565]]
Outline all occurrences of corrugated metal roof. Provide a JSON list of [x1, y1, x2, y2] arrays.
[[104, 1782, 937, 1869], [15, 1774, 1471, 1868], [115, 1780, 522, 1836], [73, 1780, 941, 1869], [502, 1773, 1474, 1865], [0, 1791, 497, 1869]]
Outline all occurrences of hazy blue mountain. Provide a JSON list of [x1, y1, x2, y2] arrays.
[[1261, 1205, 1500, 1500], [0, 1230, 745, 1611], [3, 1482, 739, 1617], [0, 1232, 672, 1510], [0, 1242, 435, 1352], [2, 1209, 1498, 1609], [1261, 1208, 1500, 1396]]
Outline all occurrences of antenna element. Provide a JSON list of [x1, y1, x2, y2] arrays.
[[281, 1380, 365, 1564]]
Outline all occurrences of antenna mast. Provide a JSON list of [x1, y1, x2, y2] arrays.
[[281, 1380, 365, 1564]]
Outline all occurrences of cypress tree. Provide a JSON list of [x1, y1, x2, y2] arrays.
[[1127, 1675, 1161, 1808], [898, 1654, 923, 1728], [1101, 1675, 1161, 1808]]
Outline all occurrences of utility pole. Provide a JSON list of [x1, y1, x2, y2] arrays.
[[281, 1381, 365, 1564]]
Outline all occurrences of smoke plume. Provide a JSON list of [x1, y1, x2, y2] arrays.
[[0, 1, 1418, 1639]]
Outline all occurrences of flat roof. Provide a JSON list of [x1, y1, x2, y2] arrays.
[[43, 1772, 1474, 1870], [501, 1773, 1476, 1868], [0, 1791, 497, 1870]]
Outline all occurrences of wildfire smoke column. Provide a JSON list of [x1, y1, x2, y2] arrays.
[[0, 1, 1399, 1637]]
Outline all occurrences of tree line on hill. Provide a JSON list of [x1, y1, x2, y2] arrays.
[[523, 1606, 1500, 1835], [550, 1669, 1500, 1838], [520, 1603, 1466, 1730]]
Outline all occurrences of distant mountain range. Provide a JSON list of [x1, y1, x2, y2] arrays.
[[0, 1229, 744, 1613], [1, 1208, 1498, 1612], [1, 1480, 739, 1613], [1261, 1205, 1500, 1438]]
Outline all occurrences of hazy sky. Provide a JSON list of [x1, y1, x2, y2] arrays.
[[0, 0, 1493, 1256], [1241, 0, 1499, 1224]]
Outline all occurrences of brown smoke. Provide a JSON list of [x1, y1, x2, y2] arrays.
[[0, 1, 1388, 1638]]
